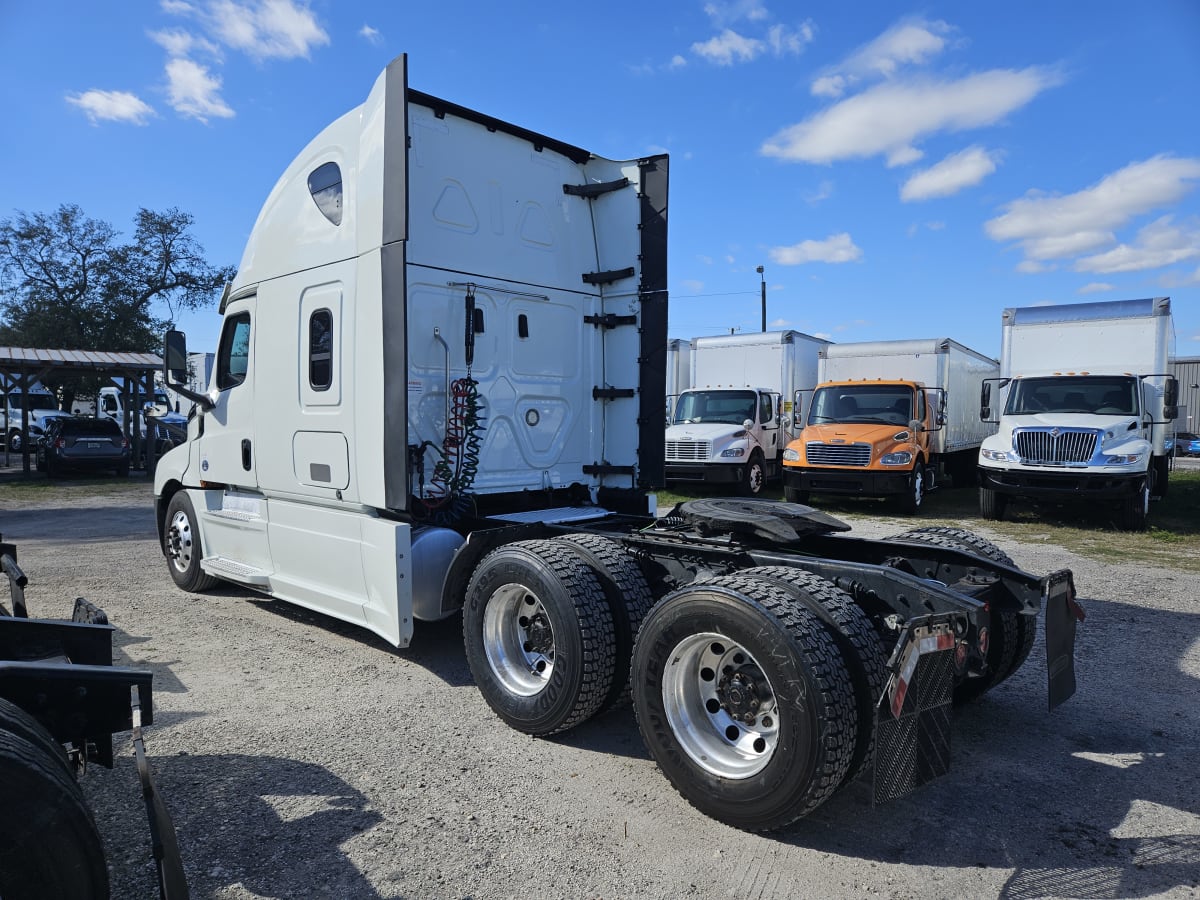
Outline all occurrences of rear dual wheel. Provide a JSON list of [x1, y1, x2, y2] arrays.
[[888, 527, 1034, 704], [631, 574, 858, 831]]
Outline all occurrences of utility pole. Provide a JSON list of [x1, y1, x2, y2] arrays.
[[756, 265, 766, 332]]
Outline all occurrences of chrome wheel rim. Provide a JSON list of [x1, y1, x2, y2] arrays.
[[661, 632, 779, 779], [167, 509, 196, 574], [483, 584, 555, 696]]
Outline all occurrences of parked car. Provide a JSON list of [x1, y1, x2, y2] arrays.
[[1173, 431, 1200, 457], [36, 416, 130, 477]]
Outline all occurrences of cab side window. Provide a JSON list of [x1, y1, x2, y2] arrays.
[[759, 394, 774, 424], [216, 313, 251, 391]]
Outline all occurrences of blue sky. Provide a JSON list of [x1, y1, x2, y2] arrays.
[[1, 1, 1197, 361]]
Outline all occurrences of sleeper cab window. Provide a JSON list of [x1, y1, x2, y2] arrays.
[[309, 309, 333, 391], [308, 161, 343, 226], [216, 312, 251, 391]]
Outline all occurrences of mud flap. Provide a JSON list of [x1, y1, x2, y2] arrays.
[[1043, 569, 1082, 711], [872, 617, 961, 806]]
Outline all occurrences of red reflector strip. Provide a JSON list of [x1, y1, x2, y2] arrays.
[[890, 630, 956, 717]]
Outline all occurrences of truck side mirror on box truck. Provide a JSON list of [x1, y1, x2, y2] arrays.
[[980, 381, 992, 421], [1164, 377, 1179, 420]]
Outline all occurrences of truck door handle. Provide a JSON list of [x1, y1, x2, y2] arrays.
[[241, 439, 252, 471]]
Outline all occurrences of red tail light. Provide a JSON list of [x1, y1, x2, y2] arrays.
[[55, 438, 66, 448], [121, 437, 129, 449]]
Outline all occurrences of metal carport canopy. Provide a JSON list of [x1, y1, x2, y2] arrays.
[[1, 346, 164, 476]]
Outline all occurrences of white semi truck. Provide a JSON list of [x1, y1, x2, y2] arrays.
[[664, 330, 829, 495], [153, 54, 1082, 831], [1, 385, 68, 454], [978, 297, 1178, 530]]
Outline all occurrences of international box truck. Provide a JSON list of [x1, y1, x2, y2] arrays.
[[664, 330, 829, 495], [978, 297, 1178, 530], [782, 339, 999, 512], [151, 54, 1081, 831]]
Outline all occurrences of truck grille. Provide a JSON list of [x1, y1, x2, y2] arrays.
[[805, 442, 872, 467], [1014, 428, 1097, 464], [665, 440, 711, 461]]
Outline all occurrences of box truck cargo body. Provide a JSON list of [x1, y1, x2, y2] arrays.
[[665, 338, 692, 407], [782, 339, 998, 511], [978, 297, 1178, 530], [150, 54, 1082, 832], [664, 330, 829, 494]]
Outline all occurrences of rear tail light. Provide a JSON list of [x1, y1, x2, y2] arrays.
[[121, 437, 129, 449], [55, 438, 67, 449]]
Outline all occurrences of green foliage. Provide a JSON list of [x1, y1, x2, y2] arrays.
[[0, 204, 235, 353]]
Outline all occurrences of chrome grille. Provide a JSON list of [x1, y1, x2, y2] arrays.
[[665, 440, 711, 461], [805, 442, 872, 466], [1014, 429, 1097, 464]]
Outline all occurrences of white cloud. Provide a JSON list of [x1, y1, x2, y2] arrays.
[[811, 18, 952, 98], [669, 54, 687, 69], [986, 155, 1200, 266], [359, 24, 382, 45], [206, 0, 329, 60], [149, 27, 220, 58], [66, 89, 155, 125], [770, 233, 863, 265], [165, 57, 235, 121], [806, 179, 833, 205], [692, 29, 763, 65], [901, 146, 1000, 201], [765, 23, 815, 57], [1074, 216, 1200, 274], [703, 1, 769, 27], [681, 279, 705, 292], [1078, 282, 1114, 294], [762, 67, 1060, 165], [1016, 260, 1054, 274]]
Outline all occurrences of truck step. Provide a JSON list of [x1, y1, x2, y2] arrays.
[[200, 557, 271, 586]]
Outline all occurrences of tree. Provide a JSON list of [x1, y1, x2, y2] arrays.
[[0, 204, 235, 352]]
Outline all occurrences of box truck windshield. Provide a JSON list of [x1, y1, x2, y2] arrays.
[[674, 389, 758, 425], [1005, 376, 1138, 416], [808, 384, 915, 426]]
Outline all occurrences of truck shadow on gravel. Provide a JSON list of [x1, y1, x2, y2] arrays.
[[777, 594, 1200, 900], [92, 752, 384, 899], [0, 504, 157, 543]]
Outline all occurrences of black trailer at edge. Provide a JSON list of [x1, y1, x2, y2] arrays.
[[0, 535, 187, 899]]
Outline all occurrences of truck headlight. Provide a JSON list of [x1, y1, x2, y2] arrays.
[[980, 448, 1014, 462], [880, 451, 912, 466], [1104, 452, 1145, 465], [782, 448, 800, 462], [720, 447, 746, 458]]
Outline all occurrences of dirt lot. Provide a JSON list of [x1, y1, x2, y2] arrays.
[[2, 480, 1198, 899]]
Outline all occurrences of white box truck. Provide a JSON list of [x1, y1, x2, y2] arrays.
[[782, 339, 999, 511], [664, 330, 829, 494], [665, 338, 692, 408], [152, 54, 1082, 831], [978, 297, 1178, 530]]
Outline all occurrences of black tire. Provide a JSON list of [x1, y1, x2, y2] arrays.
[[979, 486, 1007, 520], [555, 533, 654, 712], [887, 527, 1029, 704], [1118, 479, 1150, 532], [7, 429, 22, 453], [0, 698, 71, 774], [736, 567, 888, 786], [0, 716, 109, 899], [631, 575, 856, 831], [464, 540, 616, 736], [783, 485, 811, 505], [164, 491, 220, 592], [739, 451, 766, 496], [899, 460, 925, 513]]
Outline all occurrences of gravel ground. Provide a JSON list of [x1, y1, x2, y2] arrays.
[[2, 481, 1198, 900]]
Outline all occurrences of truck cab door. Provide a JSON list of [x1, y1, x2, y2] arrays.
[[759, 391, 782, 457], [197, 299, 257, 488]]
